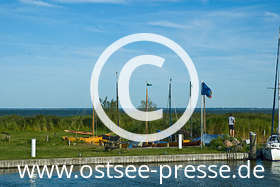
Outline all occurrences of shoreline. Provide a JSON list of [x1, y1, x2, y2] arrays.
[[0, 153, 248, 169]]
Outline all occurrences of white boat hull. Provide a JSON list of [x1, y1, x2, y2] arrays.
[[263, 148, 280, 161]]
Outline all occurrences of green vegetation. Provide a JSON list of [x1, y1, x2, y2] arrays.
[[200, 112, 274, 143], [0, 101, 276, 160], [208, 135, 249, 152], [0, 112, 274, 142], [0, 130, 221, 160]]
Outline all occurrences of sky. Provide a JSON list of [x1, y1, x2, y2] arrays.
[[0, 0, 279, 108]]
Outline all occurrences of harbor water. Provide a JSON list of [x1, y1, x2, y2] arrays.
[[0, 160, 279, 186]]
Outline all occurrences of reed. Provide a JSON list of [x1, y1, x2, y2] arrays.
[[0, 112, 275, 143]]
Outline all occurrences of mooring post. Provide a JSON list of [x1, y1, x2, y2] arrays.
[[178, 134, 183, 149], [249, 132, 257, 160], [31, 139, 36, 158], [7, 135, 10, 144]]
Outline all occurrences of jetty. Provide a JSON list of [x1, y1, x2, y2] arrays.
[[0, 153, 248, 169]]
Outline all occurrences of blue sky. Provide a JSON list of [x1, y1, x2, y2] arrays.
[[0, 0, 279, 108]]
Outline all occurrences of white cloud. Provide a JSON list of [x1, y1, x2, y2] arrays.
[[148, 21, 189, 29], [55, 0, 126, 3], [150, 0, 182, 2], [19, 0, 56, 7], [264, 11, 279, 18]]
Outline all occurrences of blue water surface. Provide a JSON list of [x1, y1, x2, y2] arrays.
[[0, 160, 279, 187]]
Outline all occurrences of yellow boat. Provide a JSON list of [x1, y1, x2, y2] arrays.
[[62, 135, 106, 145]]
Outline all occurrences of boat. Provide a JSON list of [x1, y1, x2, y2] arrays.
[[263, 135, 280, 160], [263, 28, 280, 161], [63, 72, 121, 146]]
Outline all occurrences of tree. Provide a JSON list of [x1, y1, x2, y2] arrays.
[[138, 98, 157, 111]]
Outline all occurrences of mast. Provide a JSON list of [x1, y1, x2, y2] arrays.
[[169, 78, 172, 141], [145, 83, 149, 134], [116, 72, 119, 127], [189, 81, 192, 138], [169, 78, 172, 127], [272, 28, 280, 135], [278, 74, 280, 135]]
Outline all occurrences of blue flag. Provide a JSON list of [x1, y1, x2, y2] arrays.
[[201, 82, 212, 98]]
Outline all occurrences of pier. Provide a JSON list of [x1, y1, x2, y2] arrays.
[[0, 153, 248, 169]]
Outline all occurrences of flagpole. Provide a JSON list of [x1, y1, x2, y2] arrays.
[[200, 81, 212, 147], [200, 82, 203, 149], [203, 95, 206, 135]]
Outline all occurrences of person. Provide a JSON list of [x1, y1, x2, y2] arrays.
[[228, 114, 235, 137]]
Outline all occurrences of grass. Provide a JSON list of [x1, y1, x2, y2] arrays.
[[0, 130, 221, 160], [0, 112, 272, 160]]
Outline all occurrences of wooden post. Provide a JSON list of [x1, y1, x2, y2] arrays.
[[8, 135, 10, 144], [249, 132, 257, 160], [92, 106, 95, 137]]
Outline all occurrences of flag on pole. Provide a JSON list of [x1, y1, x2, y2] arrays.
[[201, 82, 212, 98]]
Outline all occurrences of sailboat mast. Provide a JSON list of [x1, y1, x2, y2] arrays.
[[169, 78, 172, 141], [189, 81, 192, 138], [271, 28, 280, 135], [278, 28, 280, 135], [278, 75, 280, 135], [116, 72, 119, 127], [145, 84, 149, 134], [169, 78, 172, 127]]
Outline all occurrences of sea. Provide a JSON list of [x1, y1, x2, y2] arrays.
[[0, 108, 272, 117]]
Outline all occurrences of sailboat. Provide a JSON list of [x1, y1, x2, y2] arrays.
[[62, 73, 120, 145], [263, 28, 280, 161]]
